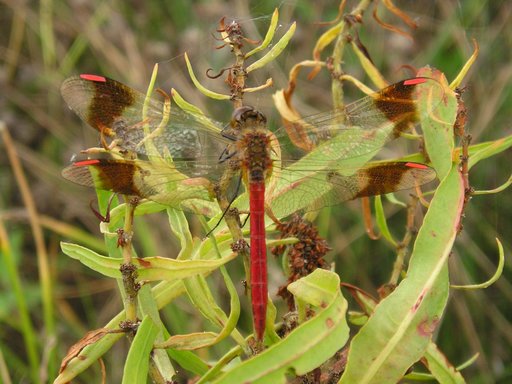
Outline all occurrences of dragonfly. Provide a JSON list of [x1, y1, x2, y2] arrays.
[[61, 74, 441, 340]]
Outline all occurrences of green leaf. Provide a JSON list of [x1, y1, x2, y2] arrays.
[[346, 280, 467, 382], [171, 88, 224, 134], [422, 342, 466, 383], [61, 242, 122, 277], [137, 254, 237, 281], [264, 297, 281, 344], [184, 52, 231, 100], [157, 332, 218, 350], [245, 8, 279, 58], [183, 274, 228, 328], [141, 63, 162, 157], [122, 315, 159, 384], [171, 87, 207, 116], [156, 216, 245, 348], [350, 39, 387, 89], [374, 195, 396, 246], [312, 21, 343, 60], [60, 242, 236, 281], [452, 237, 504, 289], [418, 68, 457, 180], [168, 208, 194, 260], [287, 268, 339, 305], [138, 284, 176, 381], [212, 269, 349, 383], [246, 22, 296, 73], [396, 136, 512, 170], [54, 331, 125, 384], [339, 165, 465, 384], [467, 135, 512, 169], [179, 235, 234, 328]]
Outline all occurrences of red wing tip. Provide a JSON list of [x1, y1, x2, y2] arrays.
[[73, 159, 101, 166], [80, 74, 107, 82], [403, 78, 428, 86], [405, 162, 429, 169]]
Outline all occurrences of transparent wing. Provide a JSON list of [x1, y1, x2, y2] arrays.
[[273, 77, 444, 161], [62, 76, 441, 218], [61, 75, 231, 176], [267, 161, 436, 218], [61, 152, 220, 212], [262, 77, 442, 216]]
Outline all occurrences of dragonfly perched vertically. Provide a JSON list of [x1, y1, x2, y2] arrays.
[[61, 74, 440, 340]]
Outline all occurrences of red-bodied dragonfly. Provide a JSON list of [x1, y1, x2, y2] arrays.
[[61, 74, 440, 340]]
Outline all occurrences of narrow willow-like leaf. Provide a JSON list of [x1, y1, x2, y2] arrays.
[[157, 332, 218, 350], [142, 63, 159, 142], [450, 39, 478, 89], [393, 136, 512, 171], [171, 87, 207, 115], [184, 53, 230, 100], [142, 63, 170, 158], [171, 88, 223, 133], [374, 195, 396, 245], [312, 21, 343, 60], [347, 277, 469, 382], [264, 298, 281, 344], [246, 22, 296, 73], [60, 242, 236, 281], [350, 39, 387, 89], [177, 220, 233, 330], [138, 255, 237, 281], [467, 135, 512, 169], [122, 315, 159, 384], [245, 8, 279, 58], [168, 208, 194, 260], [138, 284, 176, 381], [451, 237, 504, 289]]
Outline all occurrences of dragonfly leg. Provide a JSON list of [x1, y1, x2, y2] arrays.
[[264, 205, 281, 225], [205, 175, 245, 237], [89, 193, 116, 223]]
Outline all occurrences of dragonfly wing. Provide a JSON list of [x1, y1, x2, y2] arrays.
[[61, 75, 231, 174], [62, 153, 218, 211], [275, 78, 444, 156], [267, 162, 436, 218]]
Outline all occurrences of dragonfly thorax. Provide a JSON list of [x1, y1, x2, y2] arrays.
[[231, 107, 273, 184]]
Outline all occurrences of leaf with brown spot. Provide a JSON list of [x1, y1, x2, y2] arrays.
[[59, 328, 119, 373]]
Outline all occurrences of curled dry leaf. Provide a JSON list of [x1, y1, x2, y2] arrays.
[[59, 328, 122, 373]]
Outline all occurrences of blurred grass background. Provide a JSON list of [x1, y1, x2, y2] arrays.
[[0, 0, 510, 383]]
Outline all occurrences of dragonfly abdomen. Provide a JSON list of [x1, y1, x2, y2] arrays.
[[249, 181, 267, 340], [234, 108, 273, 340]]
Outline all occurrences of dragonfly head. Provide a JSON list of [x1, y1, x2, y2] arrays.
[[231, 106, 267, 132]]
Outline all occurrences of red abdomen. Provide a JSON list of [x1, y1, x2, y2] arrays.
[[249, 181, 267, 340]]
